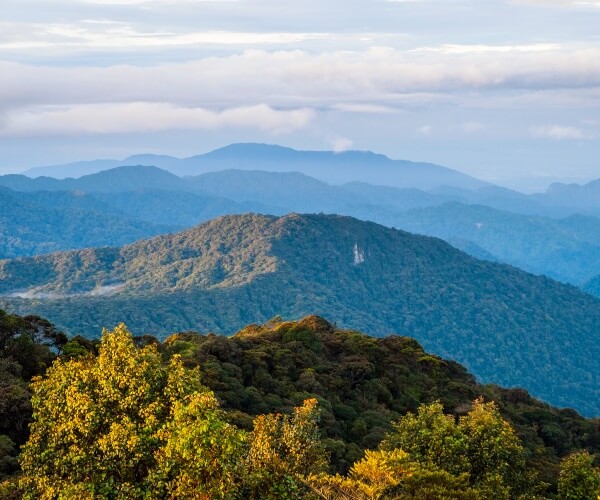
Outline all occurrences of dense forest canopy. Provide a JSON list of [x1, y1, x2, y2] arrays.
[[2, 213, 600, 416], [2, 311, 599, 498]]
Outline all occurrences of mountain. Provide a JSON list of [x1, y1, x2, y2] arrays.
[[22, 154, 182, 179], [178, 143, 490, 190], [532, 178, 600, 216], [21, 143, 490, 191], [584, 275, 600, 298], [3, 166, 600, 288], [1, 213, 599, 416], [390, 202, 600, 285], [23, 159, 124, 179], [159, 315, 600, 483], [0, 187, 175, 258], [0, 165, 185, 193]]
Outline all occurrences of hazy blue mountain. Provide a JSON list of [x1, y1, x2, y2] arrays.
[[430, 185, 575, 218], [20, 143, 491, 191], [0, 187, 175, 258], [342, 182, 453, 210], [2, 213, 599, 416], [188, 169, 362, 213], [0, 166, 185, 193], [391, 202, 600, 285], [23, 159, 124, 179], [531, 178, 600, 216], [584, 275, 600, 298], [90, 190, 281, 227], [23, 154, 181, 179], [178, 143, 491, 190]]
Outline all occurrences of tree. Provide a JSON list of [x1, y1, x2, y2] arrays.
[[151, 392, 246, 499], [380, 400, 468, 475], [19, 324, 236, 498], [244, 398, 328, 498], [557, 450, 600, 500], [379, 398, 532, 499]]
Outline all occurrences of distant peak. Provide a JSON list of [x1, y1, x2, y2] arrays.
[[202, 142, 388, 160]]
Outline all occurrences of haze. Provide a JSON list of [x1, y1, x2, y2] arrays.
[[1, 0, 599, 191]]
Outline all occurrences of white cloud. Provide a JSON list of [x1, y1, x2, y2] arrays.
[[1, 44, 600, 109], [512, 0, 600, 7], [331, 137, 353, 152], [0, 21, 328, 50], [0, 103, 315, 137], [76, 0, 238, 4], [331, 103, 397, 114], [530, 125, 587, 140], [417, 125, 433, 134]]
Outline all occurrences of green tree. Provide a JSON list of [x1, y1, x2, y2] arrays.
[[557, 450, 600, 500], [379, 398, 532, 499], [380, 400, 468, 475], [151, 392, 246, 499]]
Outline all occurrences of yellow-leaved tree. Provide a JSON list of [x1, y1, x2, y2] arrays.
[[19, 324, 245, 499], [243, 398, 328, 499]]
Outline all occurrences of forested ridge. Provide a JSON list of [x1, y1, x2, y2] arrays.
[[1, 311, 599, 498], [4, 162, 600, 293], [2, 213, 600, 416]]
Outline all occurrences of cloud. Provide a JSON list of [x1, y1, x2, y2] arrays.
[[0, 21, 328, 50], [331, 103, 397, 114], [2, 44, 600, 108], [512, 0, 600, 7], [331, 137, 353, 152], [0, 103, 315, 137], [530, 125, 587, 140], [417, 125, 433, 135]]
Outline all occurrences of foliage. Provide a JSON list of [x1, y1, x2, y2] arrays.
[[2, 311, 599, 495], [244, 398, 327, 498], [151, 392, 246, 499], [0, 315, 598, 497], [0, 186, 174, 259], [378, 399, 530, 498], [557, 451, 600, 500], [155, 316, 600, 489], [16, 322, 333, 499], [0, 310, 66, 483], [18, 324, 231, 498], [3, 213, 600, 416], [309, 400, 534, 499]]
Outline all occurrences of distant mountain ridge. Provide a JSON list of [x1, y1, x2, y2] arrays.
[[0, 186, 176, 258], [1, 213, 599, 416], [3, 165, 600, 288], [22, 143, 489, 191]]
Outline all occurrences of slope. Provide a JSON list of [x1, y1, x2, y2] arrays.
[[0, 187, 175, 258], [1, 213, 599, 416], [390, 202, 600, 285], [160, 315, 600, 483]]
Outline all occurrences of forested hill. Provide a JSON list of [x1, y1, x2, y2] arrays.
[[1, 213, 600, 415], [3, 311, 599, 495]]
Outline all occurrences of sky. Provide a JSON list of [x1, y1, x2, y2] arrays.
[[1, 0, 599, 191]]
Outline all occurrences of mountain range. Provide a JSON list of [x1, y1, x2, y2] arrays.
[[3, 163, 600, 292], [22, 143, 490, 191], [1, 213, 599, 416]]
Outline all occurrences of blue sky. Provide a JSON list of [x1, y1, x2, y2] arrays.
[[1, 0, 599, 190]]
